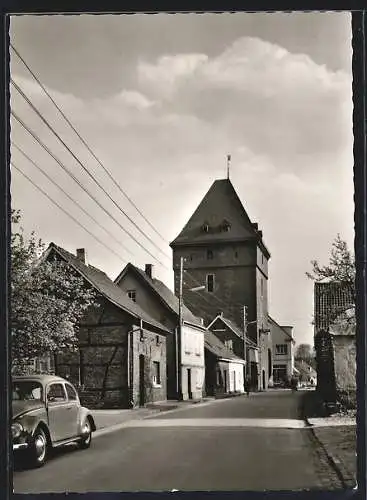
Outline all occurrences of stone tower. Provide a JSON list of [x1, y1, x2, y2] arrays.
[[170, 178, 272, 389]]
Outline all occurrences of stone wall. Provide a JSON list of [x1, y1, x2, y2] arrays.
[[56, 298, 167, 408], [131, 328, 167, 406], [332, 335, 356, 393]]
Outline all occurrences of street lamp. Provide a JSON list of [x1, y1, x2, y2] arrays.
[[189, 285, 206, 292]]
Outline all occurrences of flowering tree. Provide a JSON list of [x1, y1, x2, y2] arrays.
[[11, 210, 98, 373]]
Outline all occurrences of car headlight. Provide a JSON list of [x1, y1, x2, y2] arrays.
[[12, 422, 24, 439]]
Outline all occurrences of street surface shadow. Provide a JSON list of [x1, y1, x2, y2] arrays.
[[13, 443, 80, 472], [301, 390, 327, 418]]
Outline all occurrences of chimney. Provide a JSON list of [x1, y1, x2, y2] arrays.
[[145, 264, 153, 279], [76, 248, 87, 265]]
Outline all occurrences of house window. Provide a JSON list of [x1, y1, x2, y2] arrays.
[[156, 335, 160, 346], [153, 361, 161, 386], [202, 223, 209, 233], [207, 249, 213, 260], [275, 344, 288, 355], [222, 220, 231, 232], [234, 250, 238, 259], [206, 274, 215, 293], [127, 290, 136, 302], [35, 357, 50, 374], [224, 339, 233, 351], [273, 364, 287, 382]]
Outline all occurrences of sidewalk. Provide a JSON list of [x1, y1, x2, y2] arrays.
[[91, 397, 216, 432], [301, 390, 356, 489]]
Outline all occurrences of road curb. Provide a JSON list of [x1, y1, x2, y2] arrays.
[[303, 415, 356, 489]]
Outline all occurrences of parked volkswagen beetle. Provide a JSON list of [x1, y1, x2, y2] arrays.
[[12, 375, 96, 467]]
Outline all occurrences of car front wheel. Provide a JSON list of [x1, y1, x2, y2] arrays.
[[29, 427, 48, 467], [78, 419, 92, 449]]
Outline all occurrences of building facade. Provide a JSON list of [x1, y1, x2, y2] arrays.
[[42, 244, 169, 409], [170, 178, 271, 390], [115, 263, 205, 401], [268, 316, 295, 385], [204, 330, 246, 396], [207, 313, 259, 390]]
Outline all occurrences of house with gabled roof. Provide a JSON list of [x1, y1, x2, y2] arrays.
[[207, 313, 259, 390], [41, 243, 170, 409], [115, 262, 205, 401], [170, 177, 272, 391], [268, 316, 295, 386], [204, 330, 246, 396]]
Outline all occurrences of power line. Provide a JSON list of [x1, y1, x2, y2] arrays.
[[11, 162, 127, 263], [11, 78, 171, 263], [11, 43, 169, 246], [12, 141, 134, 262], [11, 109, 170, 271]]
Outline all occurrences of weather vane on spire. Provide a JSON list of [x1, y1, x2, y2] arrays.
[[226, 154, 231, 179]]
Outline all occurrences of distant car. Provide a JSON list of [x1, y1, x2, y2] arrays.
[[12, 375, 96, 467]]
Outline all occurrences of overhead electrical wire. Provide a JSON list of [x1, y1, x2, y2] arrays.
[[11, 162, 128, 263], [10, 45, 257, 308], [11, 109, 170, 271], [12, 141, 134, 262], [10, 43, 168, 247], [11, 78, 171, 263]]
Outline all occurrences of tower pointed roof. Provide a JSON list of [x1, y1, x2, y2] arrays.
[[170, 178, 270, 258]]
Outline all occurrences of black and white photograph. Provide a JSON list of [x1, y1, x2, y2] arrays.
[[9, 11, 356, 493]]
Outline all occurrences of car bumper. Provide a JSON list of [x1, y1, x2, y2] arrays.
[[13, 442, 28, 451]]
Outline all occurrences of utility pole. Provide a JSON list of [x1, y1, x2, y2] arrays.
[[243, 305, 248, 377], [177, 256, 184, 400]]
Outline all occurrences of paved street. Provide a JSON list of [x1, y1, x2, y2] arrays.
[[13, 390, 343, 493]]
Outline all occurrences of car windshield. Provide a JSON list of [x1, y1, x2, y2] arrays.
[[12, 381, 43, 401]]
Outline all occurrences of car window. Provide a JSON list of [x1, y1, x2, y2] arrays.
[[47, 383, 67, 402], [12, 381, 43, 401], [65, 383, 78, 401]]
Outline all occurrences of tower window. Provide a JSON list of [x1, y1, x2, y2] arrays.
[[206, 274, 215, 293], [202, 223, 209, 233], [207, 249, 213, 260]]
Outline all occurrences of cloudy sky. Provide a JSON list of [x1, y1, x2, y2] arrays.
[[9, 12, 353, 346]]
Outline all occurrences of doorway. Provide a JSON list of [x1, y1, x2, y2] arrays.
[[139, 355, 145, 407], [262, 369, 266, 390], [268, 349, 272, 380], [187, 368, 192, 399], [224, 370, 228, 392]]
